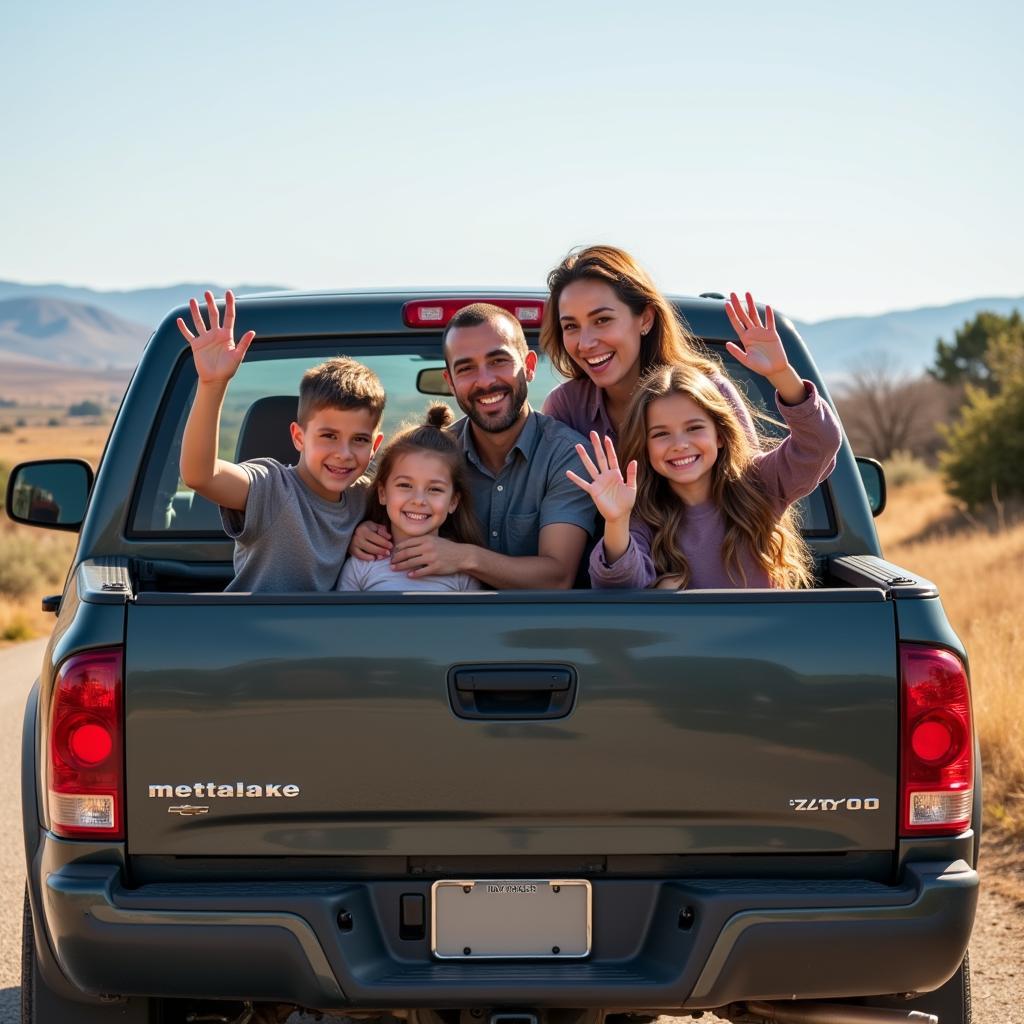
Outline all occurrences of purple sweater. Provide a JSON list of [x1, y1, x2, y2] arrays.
[[542, 370, 758, 447], [589, 382, 841, 590]]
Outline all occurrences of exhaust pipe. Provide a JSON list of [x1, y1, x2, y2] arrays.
[[742, 1001, 938, 1024]]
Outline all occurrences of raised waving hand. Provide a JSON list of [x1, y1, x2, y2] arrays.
[[176, 290, 255, 384], [566, 432, 638, 523], [724, 291, 807, 405], [723, 292, 789, 379]]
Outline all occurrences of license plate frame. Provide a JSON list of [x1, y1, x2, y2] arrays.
[[431, 879, 592, 960]]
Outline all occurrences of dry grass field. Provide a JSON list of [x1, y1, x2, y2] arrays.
[[0, 359, 132, 408], [0, 419, 108, 642], [0, 420, 113, 463], [876, 475, 1024, 837], [1, 417, 1021, 837]]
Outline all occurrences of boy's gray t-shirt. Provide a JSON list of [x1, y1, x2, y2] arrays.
[[219, 458, 369, 592]]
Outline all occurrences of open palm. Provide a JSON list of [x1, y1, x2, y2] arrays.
[[566, 432, 638, 522], [176, 290, 255, 384], [724, 292, 788, 379]]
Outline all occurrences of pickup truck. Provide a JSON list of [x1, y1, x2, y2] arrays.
[[11, 290, 979, 1024]]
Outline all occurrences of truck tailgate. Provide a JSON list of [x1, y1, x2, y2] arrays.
[[125, 592, 898, 856]]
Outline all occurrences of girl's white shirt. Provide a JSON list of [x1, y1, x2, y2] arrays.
[[337, 556, 481, 592]]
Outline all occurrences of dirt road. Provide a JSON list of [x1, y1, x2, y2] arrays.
[[0, 638, 47, 1023], [0, 638, 1020, 1022]]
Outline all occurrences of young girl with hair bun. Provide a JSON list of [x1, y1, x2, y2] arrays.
[[337, 404, 483, 592], [568, 294, 842, 590]]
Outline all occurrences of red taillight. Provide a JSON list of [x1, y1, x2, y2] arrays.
[[48, 648, 124, 839], [900, 644, 973, 836], [402, 299, 545, 328], [69, 722, 114, 765]]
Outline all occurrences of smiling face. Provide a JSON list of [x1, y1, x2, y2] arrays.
[[377, 450, 459, 540], [443, 319, 536, 434], [290, 405, 382, 501], [645, 392, 723, 505], [557, 279, 653, 391]]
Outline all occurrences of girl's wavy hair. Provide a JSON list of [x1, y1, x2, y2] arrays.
[[368, 404, 482, 546], [540, 244, 722, 381], [619, 364, 814, 590]]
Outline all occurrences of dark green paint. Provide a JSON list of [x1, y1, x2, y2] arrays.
[[125, 598, 898, 857]]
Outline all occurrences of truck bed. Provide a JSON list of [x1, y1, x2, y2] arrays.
[[124, 586, 899, 859]]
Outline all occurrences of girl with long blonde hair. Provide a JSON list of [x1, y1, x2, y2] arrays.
[[567, 294, 841, 589]]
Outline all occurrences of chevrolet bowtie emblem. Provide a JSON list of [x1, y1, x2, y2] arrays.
[[168, 804, 210, 816]]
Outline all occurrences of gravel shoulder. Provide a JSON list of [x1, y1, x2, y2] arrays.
[[969, 836, 1024, 1023], [660, 839, 1024, 1024]]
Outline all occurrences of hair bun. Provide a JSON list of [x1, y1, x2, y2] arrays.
[[425, 403, 454, 429]]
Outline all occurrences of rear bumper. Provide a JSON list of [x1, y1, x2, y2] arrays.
[[33, 835, 977, 1011]]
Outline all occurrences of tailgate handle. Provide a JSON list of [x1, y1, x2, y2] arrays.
[[448, 665, 576, 720]]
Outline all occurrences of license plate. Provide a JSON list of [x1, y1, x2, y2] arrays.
[[432, 879, 591, 959]]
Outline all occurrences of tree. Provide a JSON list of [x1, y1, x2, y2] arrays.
[[940, 370, 1024, 508], [935, 308, 1024, 507], [931, 309, 1024, 395], [68, 400, 102, 417], [835, 356, 951, 462]]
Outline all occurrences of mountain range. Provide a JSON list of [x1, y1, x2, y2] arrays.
[[0, 280, 285, 333], [0, 279, 1020, 380], [0, 296, 152, 369]]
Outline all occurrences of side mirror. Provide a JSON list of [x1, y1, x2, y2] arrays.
[[417, 367, 452, 396], [5, 459, 94, 531], [855, 457, 887, 517]]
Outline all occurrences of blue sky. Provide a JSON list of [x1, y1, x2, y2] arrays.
[[3, 0, 1020, 320]]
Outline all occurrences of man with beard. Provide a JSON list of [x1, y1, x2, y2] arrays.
[[351, 303, 595, 588]]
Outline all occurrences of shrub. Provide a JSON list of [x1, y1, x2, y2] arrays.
[[884, 450, 930, 488], [0, 542, 40, 599], [0, 529, 74, 599], [68, 400, 103, 417], [47, 418, 61, 427], [2, 612, 34, 642]]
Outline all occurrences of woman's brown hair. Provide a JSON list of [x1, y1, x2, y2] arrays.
[[618, 364, 813, 590], [368, 404, 482, 546], [540, 244, 721, 381]]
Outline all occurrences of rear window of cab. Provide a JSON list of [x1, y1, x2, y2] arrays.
[[129, 337, 835, 538]]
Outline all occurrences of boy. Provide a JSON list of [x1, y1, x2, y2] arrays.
[[177, 290, 385, 592]]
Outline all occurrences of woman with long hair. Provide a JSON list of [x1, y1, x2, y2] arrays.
[[540, 244, 757, 446]]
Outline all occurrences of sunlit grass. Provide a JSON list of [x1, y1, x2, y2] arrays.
[[878, 473, 1024, 835]]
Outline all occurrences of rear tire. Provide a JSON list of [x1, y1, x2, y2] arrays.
[[21, 888, 162, 1023]]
